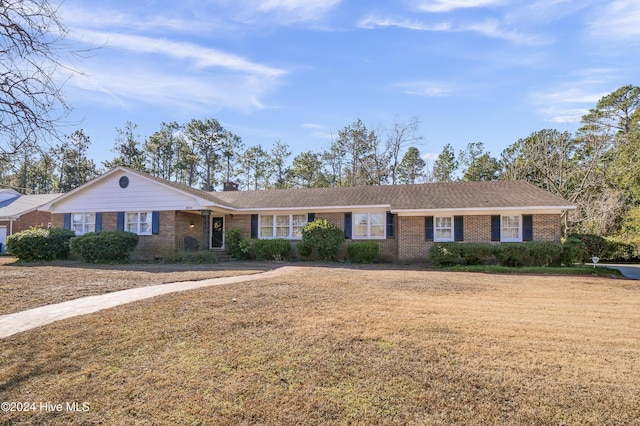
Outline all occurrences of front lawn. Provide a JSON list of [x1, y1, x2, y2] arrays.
[[1, 267, 639, 424]]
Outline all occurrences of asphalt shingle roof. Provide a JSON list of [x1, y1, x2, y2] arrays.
[[0, 194, 61, 219], [212, 180, 573, 211]]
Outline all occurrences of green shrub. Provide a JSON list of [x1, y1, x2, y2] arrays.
[[459, 243, 496, 265], [347, 241, 379, 263], [70, 231, 139, 263], [296, 240, 313, 258], [566, 233, 608, 261], [605, 237, 638, 261], [429, 243, 462, 267], [225, 228, 253, 260], [253, 239, 290, 261], [494, 244, 531, 267], [525, 241, 563, 266], [301, 219, 344, 260], [6, 227, 75, 262], [562, 236, 590, 264]]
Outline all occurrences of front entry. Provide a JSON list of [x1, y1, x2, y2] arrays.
[[211, 217, 224, 249]]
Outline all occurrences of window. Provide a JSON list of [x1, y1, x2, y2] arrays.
[[434, 217, 453, 242], [353, 213, 385, 239], [71, 213, 95, 235], [259, 214, 309, 239], [501, 215, 521, 242], [126, 212, 152, 235]]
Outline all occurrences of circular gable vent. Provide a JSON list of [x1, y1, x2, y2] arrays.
[[119, 176, 129, 189]]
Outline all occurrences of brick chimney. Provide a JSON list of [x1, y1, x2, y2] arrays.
[[223, 181, 239, 191]]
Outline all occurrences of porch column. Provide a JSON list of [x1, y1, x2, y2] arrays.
[[200, 210, 210, 251]]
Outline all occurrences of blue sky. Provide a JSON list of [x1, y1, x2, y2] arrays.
[[57, 0, 640, 166]]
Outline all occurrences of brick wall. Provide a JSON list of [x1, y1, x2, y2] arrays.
[[397, 214, 563, 262], [3, 211, 52, 234]]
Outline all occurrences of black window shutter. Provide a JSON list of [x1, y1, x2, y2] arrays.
[[63, 213, 71, 230], [117, 212, 125, 231], [523, 214, 533, 241], [308, 213, 315, 222], [454, 216, 464, 242], [250, 214, 258, 239], [491, 215, 501, 241], [95, 213, 102, 232], [344, 213, 352, 239], [425, 216, 434, 241], [152, 211, 160, 235], [386, 212, 394, 238]]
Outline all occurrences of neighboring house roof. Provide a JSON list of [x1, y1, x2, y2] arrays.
[[0, 193, 61, 220]]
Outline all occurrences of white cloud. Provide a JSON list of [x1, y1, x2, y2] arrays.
[[357, 14, 451, 31], [528, 84, 610, 124], [413, 0, 506, 13], [589, 0, 640, 41], [73, 31, 286, 79], [257, 0, 342, 21], [395, 81, 454, 97]]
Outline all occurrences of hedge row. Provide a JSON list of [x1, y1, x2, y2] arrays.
[[429, 242, 565, 267], [5, 228, 75, 261]]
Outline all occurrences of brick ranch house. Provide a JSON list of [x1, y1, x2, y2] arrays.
[[40, 167, 575, 262], [0, 189, 60, 253]]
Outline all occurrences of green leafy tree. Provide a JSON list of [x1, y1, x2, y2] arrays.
[[397, 146, 426, 184], [432, 143, 458, 182], [270, 140, 292, 189], [145, 121, 181, 180], [56, 130, 99, 192], [459, 142, 499, 181], [240, 145, 271, 190], [290, 150, 323, 188], [103, 121, 147, 172], [186, 118, 224, 191]]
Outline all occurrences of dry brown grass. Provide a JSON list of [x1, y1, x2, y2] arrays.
[[0, 257, 270, 315], [1, 265, 639, 425]]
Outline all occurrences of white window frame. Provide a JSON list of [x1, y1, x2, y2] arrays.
[[501, 215, 522, 242], [259, 214, 309, 239], [434, 216, 454, 242], [71, 213, 95, 235], [126, 211, 152, 235], [353, 212, 386, 240]]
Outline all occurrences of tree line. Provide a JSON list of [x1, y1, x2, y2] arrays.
[[1, 86, 639, 239]]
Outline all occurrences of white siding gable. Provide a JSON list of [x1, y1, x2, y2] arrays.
[[46, 170, 214, 213]]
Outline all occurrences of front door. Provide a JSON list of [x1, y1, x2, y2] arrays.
[[211, 217, 224, 249]]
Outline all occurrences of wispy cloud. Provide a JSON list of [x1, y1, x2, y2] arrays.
[[358, 13, 545, 45], [528, 81, 611, 123], [257, 0, 342, 22], [394, 81, 454, 97], [357, 14, 451, 31], [589, 0, 640, 41], [74, 30, 286, 79], [413, 0, 507, 13]]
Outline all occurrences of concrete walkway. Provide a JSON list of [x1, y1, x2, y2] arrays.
[[0, 266, 300, 339]]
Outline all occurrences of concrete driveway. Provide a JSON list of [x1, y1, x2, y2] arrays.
[[595, 263, 640, 280]]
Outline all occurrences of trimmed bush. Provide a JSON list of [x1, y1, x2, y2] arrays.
[[429, 243, 462, 267], [605, 237, 639, 261], [70, 231, 139, 263], [525, 241, 563, 266], [253, 239, 290, 261], [347, 241, 379, 264], [562, 236, 591, 264], [301, 219, 344, 260], [495, 244, 531, 267], [6, 227, 75, 262], [459, 243, 496, 265], [296, 240, 313, 258]]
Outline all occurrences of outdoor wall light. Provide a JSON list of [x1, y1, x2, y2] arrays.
[[189, 221, 195, 230]]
